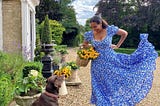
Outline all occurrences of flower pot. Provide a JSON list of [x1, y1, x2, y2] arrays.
[[59, 80, 68, 95], [66, 70, 82, 86], [14, 93, 41, 106]]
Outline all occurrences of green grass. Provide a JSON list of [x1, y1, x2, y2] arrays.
[[157, 50, 160, 56], [115, 48, 160, 56], [114, 48, 136, 54]]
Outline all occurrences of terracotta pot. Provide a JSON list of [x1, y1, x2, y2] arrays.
[[14, 93, 41, 106]]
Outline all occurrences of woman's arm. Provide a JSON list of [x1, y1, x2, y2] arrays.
[[111, 28, 128, 49], [82, 40, 90, 48]]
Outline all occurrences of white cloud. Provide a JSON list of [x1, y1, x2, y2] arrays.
[[71, 0, 100, 26]]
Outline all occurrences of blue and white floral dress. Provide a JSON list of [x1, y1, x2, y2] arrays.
[[83, 25, 158, 106]]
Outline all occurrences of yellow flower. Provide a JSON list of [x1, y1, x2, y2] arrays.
[[77, 46, 99, 60], [53, 66, 71, 78]]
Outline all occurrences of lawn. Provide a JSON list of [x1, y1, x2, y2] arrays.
[[115, 48, 160, 56]]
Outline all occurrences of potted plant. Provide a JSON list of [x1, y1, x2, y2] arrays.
[[52, 55, 61, 72], [53, 66, 71, 95], [40, 15, 53, 54], [65, 61, 82, 86], [40, 15, 56, 78], [14, 70, 46, 106]]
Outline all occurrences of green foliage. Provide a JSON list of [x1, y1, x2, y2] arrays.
[[34, 46, 45, 62], [0, 73, 13, 106], [41, 15, 52, 44], [22, 62, 43, 78], [114, 48, 136, 54], [54, 45, 68, 55], [65, 61, 79, 70], [36, 0, 82, 47], [15, 70, 46, 96], [84, 19, 91, 31], [157, 50, 160, 56], [0, 52, 25, 106], [49, 20, 65, 45], [114, 48, 160, 56], [34, 21, 45, 62], [36, 0, 63, 23], [72, 34, 83, 47]]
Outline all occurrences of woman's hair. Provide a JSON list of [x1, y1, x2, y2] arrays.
[[90, 15, 108, 29]]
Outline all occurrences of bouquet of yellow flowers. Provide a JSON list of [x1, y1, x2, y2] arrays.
[[76, 46, 99, 67], [53, 66, 71, 78]]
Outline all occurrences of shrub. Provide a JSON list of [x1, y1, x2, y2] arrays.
[[0, 51, 25, 106], [22, 62, 43, 78], [54, 45, 68, 55]]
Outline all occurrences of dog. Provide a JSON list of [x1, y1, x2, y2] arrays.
[[32, 75, 64, 106]]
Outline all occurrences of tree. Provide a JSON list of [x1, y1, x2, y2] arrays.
[[41, 15, 52, 44], [59, 1, 81, 46], [36, 0, 63, 23], [36, 0, 81, 46]]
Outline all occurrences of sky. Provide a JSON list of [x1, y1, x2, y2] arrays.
[[71, 0, 100, 26]]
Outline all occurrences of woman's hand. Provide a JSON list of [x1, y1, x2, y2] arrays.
[[111, 44, 119, 49], [82, 41, 91, 48]]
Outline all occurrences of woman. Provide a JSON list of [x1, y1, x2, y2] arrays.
[[82, 15, 158, 106]]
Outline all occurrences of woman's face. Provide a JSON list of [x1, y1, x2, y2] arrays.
[[90, 22, 102, 33]]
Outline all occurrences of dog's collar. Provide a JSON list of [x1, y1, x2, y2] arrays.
[[44, 91, 59, 100]]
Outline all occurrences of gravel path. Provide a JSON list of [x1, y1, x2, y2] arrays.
[[58, 47, 160, 106]]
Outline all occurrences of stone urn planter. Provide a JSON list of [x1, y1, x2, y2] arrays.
[[59, 79, 68, 95], [64, 61, 81, 86], [66, 69, 82, 86], [14, 70, 46, 106], [53, 66, 71, 96], [14, 93, 41, 106]]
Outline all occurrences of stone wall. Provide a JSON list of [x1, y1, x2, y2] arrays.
[[2, 0, 22, 54]]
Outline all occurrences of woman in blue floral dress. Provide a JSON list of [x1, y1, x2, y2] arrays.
[[82, 15, 158, 106]]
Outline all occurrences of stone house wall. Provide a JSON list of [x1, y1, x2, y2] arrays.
[[2, 0, 22, 54]]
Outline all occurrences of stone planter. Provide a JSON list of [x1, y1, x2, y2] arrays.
[[14, 93, 41, 106], [59, 80, 68, 96], [66, 70, 82, 86]]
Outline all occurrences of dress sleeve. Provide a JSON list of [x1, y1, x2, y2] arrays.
[[109, 25, 119, 37], [83, 31, 92, 42]]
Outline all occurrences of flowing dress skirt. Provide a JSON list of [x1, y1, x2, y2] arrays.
[[90, 34, 158, 106]]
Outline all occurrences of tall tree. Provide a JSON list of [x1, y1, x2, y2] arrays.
[[36, 0, 63, 23]]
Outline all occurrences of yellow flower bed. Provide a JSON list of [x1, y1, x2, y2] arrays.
[[77, 46, 99, 60]]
